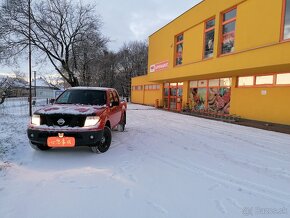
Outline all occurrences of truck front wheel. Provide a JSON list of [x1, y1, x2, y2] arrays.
[[91, 126, 112, 153]]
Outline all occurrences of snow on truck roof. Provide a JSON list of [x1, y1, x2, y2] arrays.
[[67, 87, 115, 91]]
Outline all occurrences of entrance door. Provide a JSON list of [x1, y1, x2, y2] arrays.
[[164, 83, 183, 111]]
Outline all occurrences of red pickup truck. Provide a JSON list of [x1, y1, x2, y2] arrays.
[[27, 87, 127, 153]]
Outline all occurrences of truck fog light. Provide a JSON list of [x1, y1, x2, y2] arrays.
[[30, 134, 34, 138], [90, 135, 94, 140]]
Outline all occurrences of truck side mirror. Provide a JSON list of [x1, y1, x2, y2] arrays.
[[49, 98, 55, 104], [111, 101, 119, 107]]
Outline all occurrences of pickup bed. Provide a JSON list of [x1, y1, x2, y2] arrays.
[[27, 87, 127, 153]]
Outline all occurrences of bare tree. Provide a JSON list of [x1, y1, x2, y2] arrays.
[[71, 30, 108, 86], [0, 0, 107, 87], [116, 41, 148, 97]]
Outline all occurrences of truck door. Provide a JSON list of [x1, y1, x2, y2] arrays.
[[112, 90, 122, 126], [108, 91, 121, 128]]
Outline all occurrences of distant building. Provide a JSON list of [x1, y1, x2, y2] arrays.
[[0, 76, 60, 98], [32, 77, 59, 98], [0, 76, 29, 97]]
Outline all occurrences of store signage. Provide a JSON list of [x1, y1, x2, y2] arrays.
[[150, 61, 169, 73]]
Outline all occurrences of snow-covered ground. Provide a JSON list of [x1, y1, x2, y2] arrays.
[[0, 101, 290, 218]]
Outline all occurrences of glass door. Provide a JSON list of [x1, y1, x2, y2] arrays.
[[164, 83, 183, 111]]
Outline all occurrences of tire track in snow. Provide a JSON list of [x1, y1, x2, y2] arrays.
[[150, 153, 290, 206]]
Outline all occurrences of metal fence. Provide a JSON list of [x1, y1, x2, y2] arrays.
[[0, 97, 48, 116]]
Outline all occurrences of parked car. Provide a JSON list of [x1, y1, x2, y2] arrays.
[[27, 87, 127, 153]]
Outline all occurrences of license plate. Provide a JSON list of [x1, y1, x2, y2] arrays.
[[47, 136, 75, 147]]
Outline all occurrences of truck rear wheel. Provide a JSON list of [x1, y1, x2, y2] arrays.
[[91, 126, 112, 153]]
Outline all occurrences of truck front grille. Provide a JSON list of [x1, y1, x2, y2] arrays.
[[41, 115, 86, 127]]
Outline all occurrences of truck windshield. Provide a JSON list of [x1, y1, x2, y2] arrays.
[[56, 90, 107, 106]]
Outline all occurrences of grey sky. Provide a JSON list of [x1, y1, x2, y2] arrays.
[[0, 0, 201, 76], [91, 0, 200, 51]]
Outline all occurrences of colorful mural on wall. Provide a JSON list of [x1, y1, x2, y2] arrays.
[[190, 88, 206, 111], [208, 88, 231, 114], [189, 79, 231, 114]]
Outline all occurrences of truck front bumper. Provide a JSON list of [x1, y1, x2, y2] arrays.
[[27, 129, 104, 147]]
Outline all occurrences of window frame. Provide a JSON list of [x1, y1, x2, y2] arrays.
[[220, 7, 237, 55], [175, 33, 184, 66], [281, 0, 290, 41], [203, 17, 215, 59], [132, 85, 143, 91], [237, 73, 290, 88], [276, 73, 290, 85], [144, 84, 161, 91]]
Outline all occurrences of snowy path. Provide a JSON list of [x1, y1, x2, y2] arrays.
[[0, 103, 290, 218]]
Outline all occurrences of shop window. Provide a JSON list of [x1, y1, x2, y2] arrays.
[[164, 98, 169, 108], [190, 87, 206, 111], [220, 78, 232, 87], [198, 80, 207, 87], [189, 78, 232, 114], [190, 81, 198, 88], [132, 85, 142, 91], [209, 79, 219, 87], [208, 87, 231, 114], [255, 75, 274, 85], [170, 87, 177, 96], [238, 76, 254, 86], [282, 0, 290, 40], [175, 34, 183, 65], [170, 98, 177, 110], [276, 73, 290, 84], [204, 18, 215, 58], [237, 73, 290, 87], [164, 88, 169, 96], [221, 8, 237, 54], [144, 84, 161, 90]]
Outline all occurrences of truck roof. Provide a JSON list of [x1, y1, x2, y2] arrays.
[[67, 87, 115, 91]]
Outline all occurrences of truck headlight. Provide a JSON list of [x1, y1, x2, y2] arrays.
[[84, 116, 100, 127], [31, 115, 41, 126]]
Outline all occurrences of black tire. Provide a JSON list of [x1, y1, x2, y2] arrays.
[[91, 126, 112, 153], [30, 142, 51, 151], [117, 113, 126, 132]]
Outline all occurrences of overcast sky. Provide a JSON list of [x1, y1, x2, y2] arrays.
[[90, 0, 200, 51], [0, 0, 201, 76]]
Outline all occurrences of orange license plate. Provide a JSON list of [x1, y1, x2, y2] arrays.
[[47, 137, 75, 147]]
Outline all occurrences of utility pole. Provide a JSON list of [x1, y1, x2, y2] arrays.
[[28, 0, 32, 116], [33, 71, 36, 97]]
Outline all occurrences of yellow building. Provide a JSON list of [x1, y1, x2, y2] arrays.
[[131, 0, 290, 125]]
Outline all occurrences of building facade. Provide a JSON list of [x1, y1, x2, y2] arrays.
[[131, 0, 290, 125]]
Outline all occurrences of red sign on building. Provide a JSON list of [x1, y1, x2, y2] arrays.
[[150, 61, 169, 73]]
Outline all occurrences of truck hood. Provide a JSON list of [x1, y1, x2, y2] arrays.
[[35, 104, 107, 116]]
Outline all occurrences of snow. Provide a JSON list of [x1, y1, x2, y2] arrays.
[[0, 102, 290, 218], [36, 104, 106, 115], [32, 77, 52, 88]]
